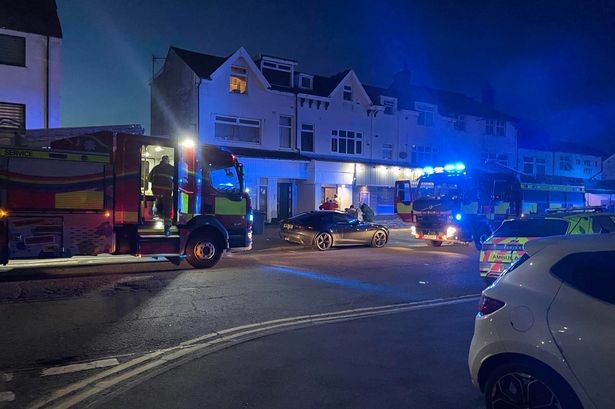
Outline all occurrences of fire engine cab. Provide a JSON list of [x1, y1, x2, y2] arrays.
[[0, 131, 252, 268]]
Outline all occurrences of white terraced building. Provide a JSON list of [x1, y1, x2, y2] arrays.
[[151, 46, 518, 222]]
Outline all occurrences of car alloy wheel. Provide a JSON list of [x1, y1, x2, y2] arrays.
[[314, 232, 333, 251], [371, 230, 387, 248], [490, 371, 562, 409]]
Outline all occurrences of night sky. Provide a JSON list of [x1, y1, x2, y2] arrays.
[[56, 0, 615, 155]]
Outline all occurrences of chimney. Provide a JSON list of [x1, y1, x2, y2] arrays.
[[482, 81, 495, 108], [390, 64, 412, 91]]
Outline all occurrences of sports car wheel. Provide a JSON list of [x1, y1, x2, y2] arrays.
[[371, 230, 387, 248], [313, 232, 333, 251]]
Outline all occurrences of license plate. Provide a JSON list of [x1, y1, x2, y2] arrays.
[[424, 234, 438, 240]]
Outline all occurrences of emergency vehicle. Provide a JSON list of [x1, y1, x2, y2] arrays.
[[480, 208, 615, 282], [394, 162, 585, 249], [0, 131, 252, 268]]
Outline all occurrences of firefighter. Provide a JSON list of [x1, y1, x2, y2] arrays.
[[149, 155, 174, 235]]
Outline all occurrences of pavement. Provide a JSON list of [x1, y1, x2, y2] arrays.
[[0, 228, 484, 409]]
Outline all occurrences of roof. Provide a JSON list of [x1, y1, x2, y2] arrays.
[[167, 46, 514, 119], [0, 0, 62, 38], [170, 47, 228, 80], [517, 120, 606, 157]]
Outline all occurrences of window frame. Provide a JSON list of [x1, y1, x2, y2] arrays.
[[343, 85, 353, 101], [229, 65, 248, 94], [381, 97, 397, 115], [415, 103, 435, 127], [331, 129, 363, 156], [300, 123, 314, 152], [298, 74, 313, 90], [382, 143, 393, 160], [279, 115, 292, 149], [0, 34, 26, 67], [214, 115, 261, 144], [551, 251, 615, 305], [495, 120, 506, 136]]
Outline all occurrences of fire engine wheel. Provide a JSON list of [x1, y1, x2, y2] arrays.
[[186, 235, 222, 269], [428, 240, 443, 247]]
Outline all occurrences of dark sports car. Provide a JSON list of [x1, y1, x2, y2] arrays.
[[279, 211, 389, 251]]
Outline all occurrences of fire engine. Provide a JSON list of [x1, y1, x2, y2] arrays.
[[394, 162, 585, 249], [0, 131, 252, 268]]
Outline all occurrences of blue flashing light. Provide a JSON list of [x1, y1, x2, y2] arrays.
[[455, 163, 466, 171], [444, 164, 455, 172], [423, 166, 434, 174], [434, 166, 444, 173], [455, 213, 462, 221]]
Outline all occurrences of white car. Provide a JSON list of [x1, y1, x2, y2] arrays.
[[469, 233, 615, 409]]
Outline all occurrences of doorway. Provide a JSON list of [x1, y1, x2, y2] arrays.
[[277, 183, 292, 221]]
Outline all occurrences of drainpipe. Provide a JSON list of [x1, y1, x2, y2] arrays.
[[294, 93, 299, 151], [45, 35, 50, 128]]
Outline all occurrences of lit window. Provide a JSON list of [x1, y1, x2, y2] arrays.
[[416, 103, 434, 127], [229, 66, 248, 94], [279, 115, 292, 149], [215, 115, 260, 143], [331, 129, 362, 155], [343, 85, 352, 101]]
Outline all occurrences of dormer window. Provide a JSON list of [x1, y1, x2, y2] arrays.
[[381, 96, 397, 115], [343, 85, 352, 101], [229, 66, 248, 94], [299, 74, 313, 90], [261, 59, 294, 88]]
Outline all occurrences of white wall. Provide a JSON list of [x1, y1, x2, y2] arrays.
[[0, 28, 61, 128], [553, 151, 602, 179]]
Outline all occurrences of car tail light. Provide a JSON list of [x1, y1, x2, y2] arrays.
[[478, 294, 505, 316]]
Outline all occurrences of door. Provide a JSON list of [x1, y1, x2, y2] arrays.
[[548, 250, 615, 408], [277, 183, 292, 221]]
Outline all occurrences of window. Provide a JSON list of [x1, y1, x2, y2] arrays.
[[591, 216, 615, 233], [523, 156, 546, 176], [343, 85, 352, 101], [416, 103, 434, 127], [576, 159, 581, 165], [261, 60, 292, 87], [301, 123, 314, 152], [381, 97, 396, 115], [454, 115, 465, 131], [214, 115, 260, 143], [482, 152, 508, 166], [411, 145, 438, 164], [299, 74, 313, 90], [496, 120, 506, 136], [583, 159, 591, 166], [209, 165, 241, 193], [382, 144, 393, 160], [485, 119, 494, 135], [0, 102, 25, 129], [551, 251, 615, 305], [584, 168, 593, 175], [229, 66, 248, 94], [331, 129, 363, 155], [559, 155, 573, 171], [0, 34, 25, 66], [279, 115, 292, 149], [494, 219, 569, 237]]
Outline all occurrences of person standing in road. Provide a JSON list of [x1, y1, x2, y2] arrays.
[[360, 202, 374, 222], [149, 155, 175, 235]]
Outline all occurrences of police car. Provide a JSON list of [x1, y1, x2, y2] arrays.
[[480, 208, 615, 282]]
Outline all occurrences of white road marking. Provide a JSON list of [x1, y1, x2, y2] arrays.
[[41, 358, 120, 377], [28, 294, 479, 409], [0, 391, 15, 402]]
